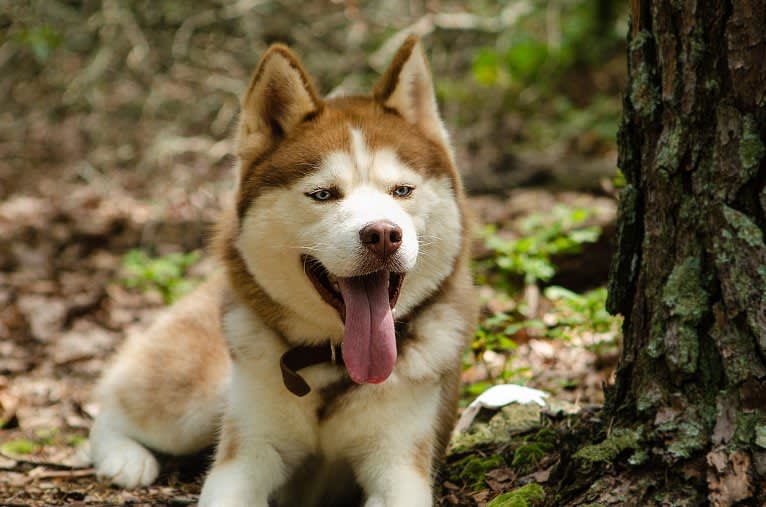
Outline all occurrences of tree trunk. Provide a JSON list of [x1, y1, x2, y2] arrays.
[[592, 0, 766, 505]]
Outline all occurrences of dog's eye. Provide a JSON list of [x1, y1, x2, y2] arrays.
[[307, 188, 335, 201], [392, 185, 414, 198]]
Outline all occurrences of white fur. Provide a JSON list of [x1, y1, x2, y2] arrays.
[[200, 303, 442, 506], [90, 412, 160, 488], [200, 307, 448, 507], [236, 127, 461, 344]]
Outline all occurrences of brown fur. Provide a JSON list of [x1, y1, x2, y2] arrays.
[[372, 35, 419, 105], [216, 417, 239, 464], [413, 437, 434, 479], [113, 273, 229, 432]]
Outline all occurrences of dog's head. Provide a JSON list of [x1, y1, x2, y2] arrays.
[[226, 37, 466, 384]]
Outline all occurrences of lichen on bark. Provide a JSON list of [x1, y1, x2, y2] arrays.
[[738, 115, 765, 171], [660, 257, 710, 374]]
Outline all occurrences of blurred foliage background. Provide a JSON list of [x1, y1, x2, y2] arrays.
[[0, 0, 627, 200]]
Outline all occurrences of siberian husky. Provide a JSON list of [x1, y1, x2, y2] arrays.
[[89, 36, 476, 507]]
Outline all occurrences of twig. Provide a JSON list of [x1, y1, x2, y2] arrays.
[[103, 0, 151, 72], [0, 452, 88, 471], [369, 3, 533, 71], [172, 10, 217, 59], [28, 467, 96, 480]]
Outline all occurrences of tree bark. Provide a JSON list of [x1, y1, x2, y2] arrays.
[[601, 0, 766, 505]]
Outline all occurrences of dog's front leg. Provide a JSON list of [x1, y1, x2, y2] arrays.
[[358, 459, 433, 507], [198, 397, 318, 507], [345, 383, 442, 507], [198, 358, 316, 507], [197, 432, 286, 507]]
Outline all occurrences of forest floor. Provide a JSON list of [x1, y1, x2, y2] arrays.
[[1, 2, 627, 505], [0, 177, 620, 506]]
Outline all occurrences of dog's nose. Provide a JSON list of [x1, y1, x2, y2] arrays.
[[359, 221, 402, 259]]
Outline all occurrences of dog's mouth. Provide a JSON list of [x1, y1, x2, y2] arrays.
[[302, 255, 405, 385]]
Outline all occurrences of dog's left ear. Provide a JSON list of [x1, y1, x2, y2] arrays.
[[238, 44, 323, 161], [373, 36, 449, 145]]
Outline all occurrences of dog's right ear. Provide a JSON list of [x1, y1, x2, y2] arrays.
[[238, 45, 323, 161]]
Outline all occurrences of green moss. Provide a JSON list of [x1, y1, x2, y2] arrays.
[[628, 449, 649, 465], [574, 427, 642, 464], [629, 30, 653, 52], [713, 206, 766, 338], [487, 483, 545, 507], [511, 429, 557, 467], [667, 420, 707, 458], [662, 258, 709, 320], [451, 454, 506, 490], [722, 206, 764, 248], [661, 257, 710, 374], [739, 115, 765, 171], [733, 413, 766, 447], [450, 404, 542, 454], [655, 123, 685, 173], [755, 424, 766, 449], [711, 316, 766, 383], [636, 379, 664, 412], [629, 61, 660, 118]]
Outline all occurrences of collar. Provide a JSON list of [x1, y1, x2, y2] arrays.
[[279, 319, 413, 397], [280, 343, 343, 397]]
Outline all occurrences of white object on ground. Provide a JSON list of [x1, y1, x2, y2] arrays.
[[453, 384, 549, 433]]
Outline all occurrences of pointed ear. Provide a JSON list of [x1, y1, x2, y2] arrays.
[[373, 36, 448, 145], [238, 44, 323, 161]]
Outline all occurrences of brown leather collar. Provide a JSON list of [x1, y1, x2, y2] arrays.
[[280, 320, 412, 397], [280, 344, 343, 397]]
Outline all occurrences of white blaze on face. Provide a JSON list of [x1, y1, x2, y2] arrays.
[[236, 126, 462, 339], [298, 128, 419, 276]]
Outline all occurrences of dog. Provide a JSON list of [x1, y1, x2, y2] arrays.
[[89, 35, 476, 507]]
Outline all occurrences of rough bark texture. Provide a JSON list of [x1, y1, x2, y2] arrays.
[[601, 0, 766, 505]]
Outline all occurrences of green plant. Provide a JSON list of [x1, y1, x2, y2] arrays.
[[15, 25, 62, 62], [121, 249, 201, 304], [1, 438, 39, 455], [472, 0, 625, 87], [543, 286, 620, 341], [480, 205, 601, 287]]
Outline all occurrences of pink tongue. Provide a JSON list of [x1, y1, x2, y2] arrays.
[[337, 271, 397, 384]]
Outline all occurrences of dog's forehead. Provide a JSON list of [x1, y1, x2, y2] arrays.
[[237, 97, 457, 215], [311, 127, 418, 187]]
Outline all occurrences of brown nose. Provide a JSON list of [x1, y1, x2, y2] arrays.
[[359, 221, 402, 259]]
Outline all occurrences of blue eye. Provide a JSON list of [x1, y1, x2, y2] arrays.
[[392, 185, 414, 198], [308, 189, 334, 201]]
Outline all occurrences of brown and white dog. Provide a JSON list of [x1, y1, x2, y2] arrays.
[[89, 36, 476, 507]]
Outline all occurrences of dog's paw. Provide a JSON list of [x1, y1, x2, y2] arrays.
[[93, 438, 159, 488]]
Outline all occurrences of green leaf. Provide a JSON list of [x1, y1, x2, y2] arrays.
[[1, 438, 39, 455], [472, 48, 500, 86]]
